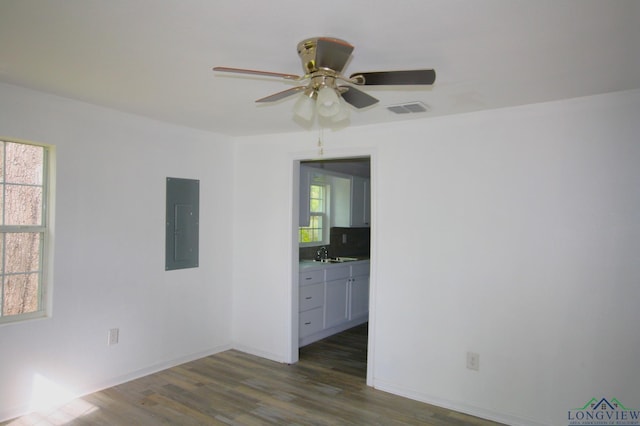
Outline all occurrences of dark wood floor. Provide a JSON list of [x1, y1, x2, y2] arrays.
[[3, 324, 503, 425]]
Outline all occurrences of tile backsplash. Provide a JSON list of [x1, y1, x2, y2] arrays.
[[300, 227, 370, 260]]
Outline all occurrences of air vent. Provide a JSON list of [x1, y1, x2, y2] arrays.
[[386, 101, 429, 114]]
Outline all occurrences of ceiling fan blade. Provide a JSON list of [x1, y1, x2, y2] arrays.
[[315, 37, 354, 73], [350, 69, 436, 85], [213, 66, 302, 81], [256, 86, 307, 103], [339, 86, 379, 109]]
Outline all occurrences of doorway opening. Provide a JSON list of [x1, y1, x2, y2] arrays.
[[294, 156, 371, 380]]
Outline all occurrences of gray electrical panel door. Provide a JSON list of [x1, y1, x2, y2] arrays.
[[166, 177, 199, 270]]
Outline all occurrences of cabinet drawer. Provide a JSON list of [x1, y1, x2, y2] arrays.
[[325, 265, 350, 281], [299, 283, 324, 311], [351, 262, 370, 277], [299, 307, 324, 338], [299, 269, 324, 285]]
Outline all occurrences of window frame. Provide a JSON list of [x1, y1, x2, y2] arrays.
[[0, 139, 51, 325], [299, 182, 329, 247]]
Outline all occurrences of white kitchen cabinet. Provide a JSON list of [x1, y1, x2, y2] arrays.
[[350, 176, 370, 227], [331, 176, 351, 227], [298, 268, 325, 339], [349, 276, 369, 320], [299, 269, 324, 286], [299, 282, 324, 312], [299, 261, 370, 347], [325, 266, 350, 328], [325, 280, 348, 328], [299, 165, 311, 227], [299, 307, 324, 338], [301, 165, 370, 229], [349, 262, 370, 320]]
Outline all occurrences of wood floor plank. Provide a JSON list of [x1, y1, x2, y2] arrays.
[[1, 323, 504, 425]]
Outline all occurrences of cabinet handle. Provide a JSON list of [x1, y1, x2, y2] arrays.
[[304, 322, 311, 325], [305, 277, 312, 280], [305, 296, 312, 300]]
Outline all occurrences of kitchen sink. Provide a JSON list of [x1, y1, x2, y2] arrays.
[[315, 257, 359, 263]]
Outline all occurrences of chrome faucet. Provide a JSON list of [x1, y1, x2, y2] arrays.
[[315, 246, 328, 261]]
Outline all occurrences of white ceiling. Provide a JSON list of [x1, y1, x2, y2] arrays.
[[1, 1, 639, 137]]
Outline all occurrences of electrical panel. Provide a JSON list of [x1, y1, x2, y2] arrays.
[[165, 177, 199, 270]]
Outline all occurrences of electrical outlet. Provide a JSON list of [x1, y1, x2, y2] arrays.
[[108, 328, 119, 346], [467, 351, 479, 371]]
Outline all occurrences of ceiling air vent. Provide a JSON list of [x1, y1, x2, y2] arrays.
[[386, 101, 429, 114]]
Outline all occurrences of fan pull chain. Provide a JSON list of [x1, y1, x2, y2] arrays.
[[317, 128, 324, 156]]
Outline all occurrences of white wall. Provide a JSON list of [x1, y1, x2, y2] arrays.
[[1, 82, 637, 425], [231, 90, 640, 425], [230, 138, 375, 361], [0, 83, 235, 421]]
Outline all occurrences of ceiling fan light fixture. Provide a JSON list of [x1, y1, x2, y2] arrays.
[[330, 97, 350, 123], [316, 86, 342, 118], [293, 92, 316, 121]]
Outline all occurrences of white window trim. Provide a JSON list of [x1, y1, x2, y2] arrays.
[[299, 211, 329, 247], [0, 139, 53, 325], [299, 183, 330, 247]]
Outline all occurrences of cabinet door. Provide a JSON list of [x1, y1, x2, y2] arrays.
[[325, 279, 348, 328], [299, 307, 324, 338], [350, 275, 369, 320], [300, 269, 324, 285], [299, 283, 324, 312], [362, 178, 370, 226], [299, 165, 311, 227], [350, 176, 370, 227]]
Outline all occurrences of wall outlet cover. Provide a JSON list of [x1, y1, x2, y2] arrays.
[[108, 328, 119, 346], [467, 351, 479, 371]]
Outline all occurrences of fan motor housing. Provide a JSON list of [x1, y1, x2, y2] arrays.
[[297, 37, 352, 74], [297, 38, 319, 73]]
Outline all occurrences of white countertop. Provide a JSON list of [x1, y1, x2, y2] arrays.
[[299, 258, 370, 271]]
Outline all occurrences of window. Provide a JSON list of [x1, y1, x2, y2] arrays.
[[0, 140, 49, 323], [299, 183, 328, 245]]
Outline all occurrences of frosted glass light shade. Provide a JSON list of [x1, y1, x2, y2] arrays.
[[331, 97, 350, 123], [316, 87, 341, 117], [293, 93, 315, 121]]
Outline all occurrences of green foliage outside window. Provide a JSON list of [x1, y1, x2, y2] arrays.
[[300, 184, 326, 244]]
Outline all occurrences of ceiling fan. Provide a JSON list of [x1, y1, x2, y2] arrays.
[[213, 37, 436, 122]]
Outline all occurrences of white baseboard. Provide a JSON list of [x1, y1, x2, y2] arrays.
[[231, 343, 291, 364], [372, 378, 546, 426], [90, 343, 233, 394], [0, 343, 232, 423], [299, 316, 367, 347]]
